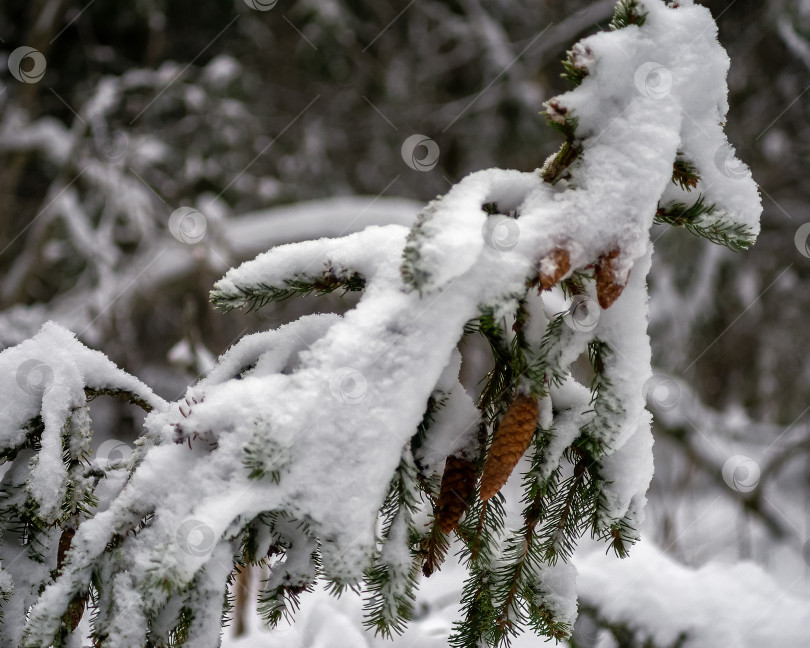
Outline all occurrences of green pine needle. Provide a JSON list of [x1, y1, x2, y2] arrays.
[[401, 202, 440, 291], [561, 50, 589, 87], [362, 454, 422, 638], [655, 195, 756, 251], [610, 0, 648, 30], [671, 157, 700, 191], [210, 269, 365, 313], [595, 516, 639, 559]]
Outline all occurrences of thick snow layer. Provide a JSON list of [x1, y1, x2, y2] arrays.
[[0, 321, 165, 643], [11, 0, 765, 643], [0, 322, 164, 520], [414, 348, 480, 474], [409, 0, 759, 297], [577, 541, 810, 648], [200, 314, 341, 387]]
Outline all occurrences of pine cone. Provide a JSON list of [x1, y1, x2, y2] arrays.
[[66, 595, 86, 631], [436, 455, 478, 533], [594, 248, 628, 309], [57, 528, 86, 630], [480, 395, 539, 501], [538, 248, 571, 291], [57, 527, 75, 574]]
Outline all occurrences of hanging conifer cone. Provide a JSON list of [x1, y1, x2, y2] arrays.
[[480, 395, 539, 501], [56, 528, 86, 630], [537, 247, 571, 291], [436, 455, 478, 533], [594, 248, 628, 309]]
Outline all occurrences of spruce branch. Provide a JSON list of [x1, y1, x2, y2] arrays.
[[595, 515, 639, 559], [401, 203, 439, 291], [560, 272, 590, 299], [242, 437, 291, 483], [488, 432, 572, 644], [540, 106, 581, 185], [671, 156, 700, 191], [526, 311, 587, 394], [84, 387, 155, 413], [255, 518, 320, 629], [578, 339, 623, 455], [655, 195, 756, 251], [411, 391, 450, 476], [362, 452, 421, 638], [481, 202, 519, 219], [610, 0, 648, 30], [576, 604, 689, 648], [467, 306, 519, 424], [536, 455, 599, 564], [210, 267, 365, 313], [562, 50, 589, 87], [457, 495, 506, 570], [0, 2, 763, 644], [452, 495, 507, 648]]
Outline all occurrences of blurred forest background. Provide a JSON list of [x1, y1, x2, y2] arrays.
[[1, 0, 810, 644]]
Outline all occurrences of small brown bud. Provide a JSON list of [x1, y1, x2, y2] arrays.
[[594, 248, 629, 309], [538, 248, 571, 291]]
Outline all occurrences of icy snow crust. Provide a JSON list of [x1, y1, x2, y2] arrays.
[[7, 1, 762, 645]]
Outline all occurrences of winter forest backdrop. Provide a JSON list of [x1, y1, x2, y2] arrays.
[[1, 0, 810, 646]]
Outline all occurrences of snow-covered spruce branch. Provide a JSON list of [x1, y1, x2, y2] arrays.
[[0, 1, 761, 646], [0, 324, 166, 643]]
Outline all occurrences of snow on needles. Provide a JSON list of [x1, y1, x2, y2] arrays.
[[0, 322, 164, 520], [7, 1, 764, 646]]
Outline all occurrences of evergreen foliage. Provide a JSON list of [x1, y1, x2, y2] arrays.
[[0, 1, 761, 646], [211, 267, 366, 313], [655, 197, 756, 251], [610, 0, 649, 29]]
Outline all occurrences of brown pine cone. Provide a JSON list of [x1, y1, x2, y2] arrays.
[[538, 248, 571, 291], [57, 527, 75, 575], [66, 595, 86, 631], [480, 395, 539, 501], [57, 528, 86, 630], [436, 455, 478, 534], [594, 248, 629, 309]]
